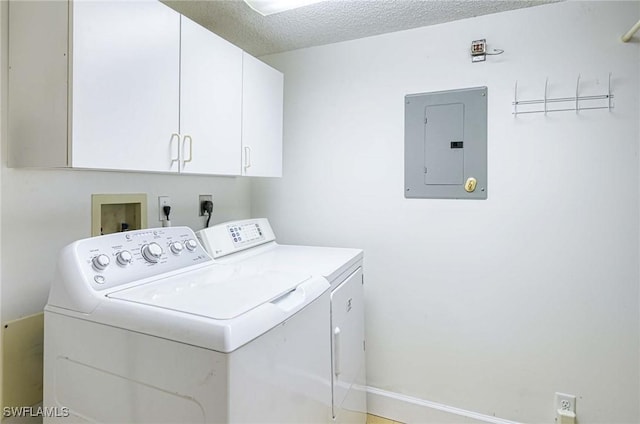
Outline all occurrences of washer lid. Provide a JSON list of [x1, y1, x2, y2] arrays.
[[107, 266, 313, 320]]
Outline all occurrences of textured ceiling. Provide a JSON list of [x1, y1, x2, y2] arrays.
[[163, 0, 556, 57]]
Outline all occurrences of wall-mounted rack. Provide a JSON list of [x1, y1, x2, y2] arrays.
[[512, 73, 613, 116]]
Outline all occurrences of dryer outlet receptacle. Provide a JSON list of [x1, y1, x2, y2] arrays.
[[158, 196, 171, 221], [199, 195, 213, 216]]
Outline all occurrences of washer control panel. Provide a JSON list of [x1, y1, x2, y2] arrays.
[[73, 227, 212, 291]]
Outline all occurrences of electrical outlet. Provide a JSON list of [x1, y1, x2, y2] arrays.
[[199, 194, 213, 216], [471, 38, 487, 62], [158, 196, 171, 221], [555, 392, 576, 414], [471, 39, 486, 55]]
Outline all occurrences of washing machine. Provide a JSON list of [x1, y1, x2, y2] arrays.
[[43, 226, 332, 423], [197, 218, 366, 424]]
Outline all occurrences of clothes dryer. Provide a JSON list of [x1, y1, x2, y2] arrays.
[[197, 218, 366, 423]]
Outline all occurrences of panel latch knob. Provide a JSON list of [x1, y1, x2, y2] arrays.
[[465, 177, 477, 193]]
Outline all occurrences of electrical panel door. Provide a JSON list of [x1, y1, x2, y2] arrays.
[[424, 103, 465, 185], [405, 87, 487, 199]]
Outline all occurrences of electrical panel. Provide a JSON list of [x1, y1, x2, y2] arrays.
[[404, 86, 487, 200]]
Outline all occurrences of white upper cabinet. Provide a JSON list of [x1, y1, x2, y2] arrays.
[[8, 0, 283, 177], [71, 1, 181, 172], [179, 16, 242, 175], [8, 0, 181, 172], [242, 53, 284, 177]]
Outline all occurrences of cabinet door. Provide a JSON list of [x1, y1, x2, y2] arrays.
[[241, 53, 284, 177], [180, 16, 242, 175], [71, 0, 181, 172]]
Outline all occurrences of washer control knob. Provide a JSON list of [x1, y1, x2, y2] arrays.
[[170, 241, 184, 255], [185, 239, 198, 251], [92, 254, 110, 271], [141, 243, 163, 263], [116, 250, 133, 266]]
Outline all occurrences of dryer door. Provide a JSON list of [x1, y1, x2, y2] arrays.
[[331, 267, 366, 422]]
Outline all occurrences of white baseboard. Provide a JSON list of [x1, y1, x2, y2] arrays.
[[366, 386, 523, 424]]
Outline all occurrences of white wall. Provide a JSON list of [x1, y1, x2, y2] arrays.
[[0, 170, 251, 321], [253, 2, 640, 423], [0, 0, 252, 322]]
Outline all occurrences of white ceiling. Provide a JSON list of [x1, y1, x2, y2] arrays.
[[163, 0, 557, 57]]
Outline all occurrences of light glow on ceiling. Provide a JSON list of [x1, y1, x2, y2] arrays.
[[243, 0, 324, 16]]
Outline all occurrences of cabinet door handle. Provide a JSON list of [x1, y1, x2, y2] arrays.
[[244, 146, 252, 169], [183, 135, 193, 164], [170, 133, 180, 164], [333, 326, 341, 377]]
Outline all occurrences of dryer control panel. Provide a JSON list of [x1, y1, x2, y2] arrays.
[[227, 222, 265, 246], [63, 227, 212, 292], [197, 218, 276, 259]]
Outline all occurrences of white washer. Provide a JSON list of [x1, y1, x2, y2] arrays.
[[197, 218, 366, 424], [44, 227, 332, 423]]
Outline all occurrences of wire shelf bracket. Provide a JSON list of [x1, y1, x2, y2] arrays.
[[512, 73, 613, 116]]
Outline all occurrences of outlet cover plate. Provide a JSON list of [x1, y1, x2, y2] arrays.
[[555, 392, 576, 413]]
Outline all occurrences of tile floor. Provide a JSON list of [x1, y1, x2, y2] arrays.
[[367, 413, 404, 424]]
